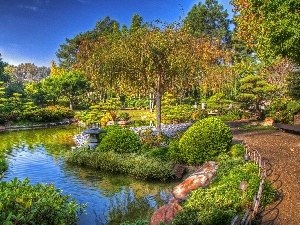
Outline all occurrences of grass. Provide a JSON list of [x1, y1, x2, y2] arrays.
[[239, 124, 277, 131], [119, 109, 155, 121]]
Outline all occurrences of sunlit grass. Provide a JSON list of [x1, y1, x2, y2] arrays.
[[119, 109, 155, 121]]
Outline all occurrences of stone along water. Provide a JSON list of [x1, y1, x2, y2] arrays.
[[0, 126, 174, 225]]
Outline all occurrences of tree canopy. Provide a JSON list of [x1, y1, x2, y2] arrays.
[[232, 0, 300, 65], [183, 0, 230, 41]]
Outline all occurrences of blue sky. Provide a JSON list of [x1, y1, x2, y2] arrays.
[[0, 0, 233, 67]]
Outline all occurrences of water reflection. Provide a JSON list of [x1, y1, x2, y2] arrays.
[[0, 126, 175, 224]]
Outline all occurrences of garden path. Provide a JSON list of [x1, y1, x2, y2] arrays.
[[232, 128, 300, 225]]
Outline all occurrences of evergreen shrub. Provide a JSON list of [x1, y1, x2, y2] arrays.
[[143, 147, 170, 161], [177, 117, 232, 165], [97, 126, 141, 153], [0, 177, 86, 224]]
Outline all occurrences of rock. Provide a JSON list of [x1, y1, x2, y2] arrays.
[[172, 161, 218, 201], [150, 198, 182, 225], [261, 117, 274, 126], [106, 120, 115, 125], [173, 164, 186, 179]]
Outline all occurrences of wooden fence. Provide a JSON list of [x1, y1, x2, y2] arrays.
[[231, 142, 267, 225]]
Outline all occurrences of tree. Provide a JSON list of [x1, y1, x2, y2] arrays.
[[287, 70, 300, 100], [50, 60, 66, 77], [0, 55, 9, 83], [55, 71, 90, 110], [25, 82, 48, 107], [237, 74, 275, 118], [183, 0, 230, 41], [56, 16, 120, 69], [232, 0, 300, 65], [117, 22, 232, 134], [71, 13, 233, 134]]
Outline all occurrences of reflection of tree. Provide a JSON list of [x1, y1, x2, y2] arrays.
[[63, 164, 174, 223], [0, 126, 82, 155]]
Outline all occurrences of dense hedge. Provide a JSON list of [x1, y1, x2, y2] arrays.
[[174, 117, 232, 165], [0, 177, 86, 224], [65, 149, 174, 181]]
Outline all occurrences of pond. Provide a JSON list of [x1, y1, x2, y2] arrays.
[[0, 125, 175, 225]]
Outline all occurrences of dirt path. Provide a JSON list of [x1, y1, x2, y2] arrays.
[[232, 128, 300, 225]]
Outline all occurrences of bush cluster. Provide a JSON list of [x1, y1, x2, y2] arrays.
[[0, 105, 74, 124], [172, 117, 232, 165], [0, 177, 86, 224], [267, 98, 300, 124]]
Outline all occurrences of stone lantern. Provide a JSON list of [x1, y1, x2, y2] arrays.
[[83, 125, 106, 149]]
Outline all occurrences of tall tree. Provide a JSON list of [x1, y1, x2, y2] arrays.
[[74, 17, 232, 134], [232, 0, 300, 65], [0, 54, 9, 83], [56, 16, 119, 69], [183, 0, 230, 41], [117, 23, 232, 134]]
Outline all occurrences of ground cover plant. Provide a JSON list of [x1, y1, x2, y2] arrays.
[[0, 177, 86, 225], [171, 145, 277, 225]]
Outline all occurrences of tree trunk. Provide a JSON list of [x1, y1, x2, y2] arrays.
[[156, 71, 163, 136], [255, 97, 261, 119], [69, 101, 73, 110]]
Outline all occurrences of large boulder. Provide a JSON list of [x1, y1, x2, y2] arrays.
[[151, 161, 218, 225], [172, 161, 218, 201], [150, 198, 182, 225]]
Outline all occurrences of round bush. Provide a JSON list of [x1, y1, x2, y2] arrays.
[[178, 117, 232, 165], [97, 126, 141, 153]]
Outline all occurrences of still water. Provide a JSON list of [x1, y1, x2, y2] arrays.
[[0, 125, 175, 225]]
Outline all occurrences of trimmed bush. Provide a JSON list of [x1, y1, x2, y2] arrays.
[[0, 177, 86, 224], [177, 117, 232, 165], [97, 126, 141, 153]]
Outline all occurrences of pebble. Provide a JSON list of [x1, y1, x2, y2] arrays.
[[129, 122, 193, 138], [73, 123, 194, 147], [73, 133, 89, 147]]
